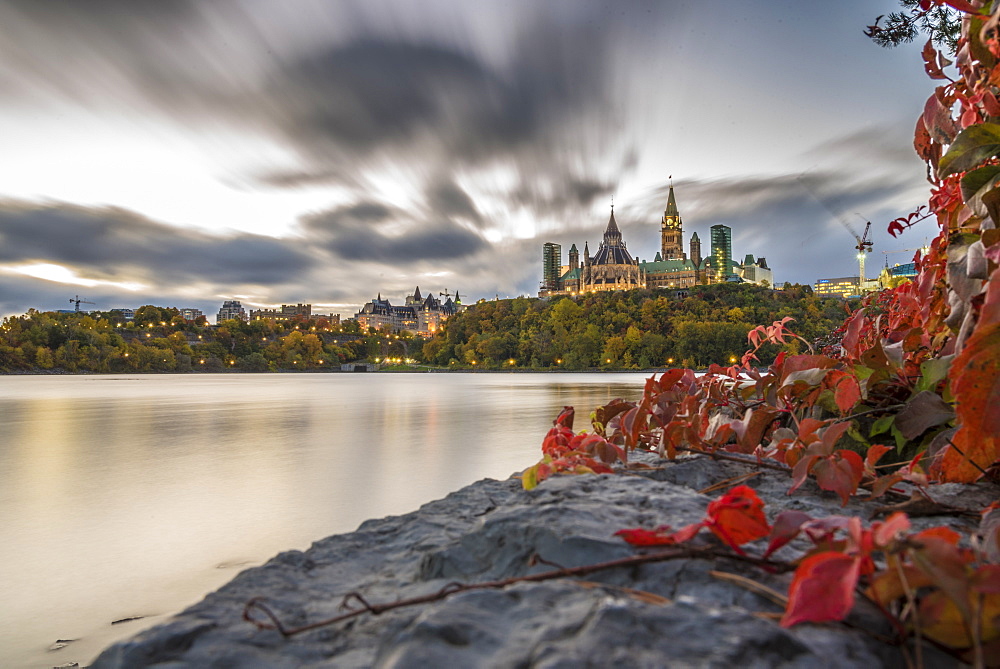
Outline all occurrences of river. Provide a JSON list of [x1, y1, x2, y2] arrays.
[[0, 372, 649, 668]]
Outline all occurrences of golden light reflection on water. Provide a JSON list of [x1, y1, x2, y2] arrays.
[[0, 373, 645, 667]]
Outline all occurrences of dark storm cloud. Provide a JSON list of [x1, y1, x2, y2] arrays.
[[508, 176, 616, 219], [0, 0, 237, 113], [3, 0, 631, 185], [300, 203, 485, 263], [0, 201, 313, 286], [427, 179, 481, 225]]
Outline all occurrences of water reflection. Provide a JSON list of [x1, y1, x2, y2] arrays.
[[0, 372, 647, 667]]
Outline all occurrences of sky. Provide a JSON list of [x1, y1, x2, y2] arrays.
[[0, 0, 944, 320]]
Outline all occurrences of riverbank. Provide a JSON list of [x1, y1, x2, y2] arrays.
[[89, 451, 991, 668]]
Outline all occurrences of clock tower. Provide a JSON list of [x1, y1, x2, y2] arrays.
[[660, 183, 685, 261]]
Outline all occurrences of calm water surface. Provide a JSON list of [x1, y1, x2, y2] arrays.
[[0, 372, 648, 667]]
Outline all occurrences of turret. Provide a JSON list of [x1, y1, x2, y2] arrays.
[[690, 231, 702, 267]]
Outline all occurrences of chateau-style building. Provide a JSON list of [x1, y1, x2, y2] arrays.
[[355, 287, 461, 336], [540, 183, 771, 296]]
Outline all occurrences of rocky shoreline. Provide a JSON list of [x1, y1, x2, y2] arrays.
[[91, 452, 993, 668]]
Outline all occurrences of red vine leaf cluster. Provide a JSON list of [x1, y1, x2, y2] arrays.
[[617, 485, 1000, 657]]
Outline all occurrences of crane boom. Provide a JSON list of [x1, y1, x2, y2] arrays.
[[69, 295, 95, 312], [796, 178, 873, 293]]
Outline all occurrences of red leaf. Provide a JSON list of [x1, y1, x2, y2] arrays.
[[923, 40, 950, 80], [781, 552, 861, 627], [789, 454, 820, 494], [870, 472, 904, 499], [865, 444, 893, 471], [812, 451, 864, 506], [833, 375, 861, 415], [873, 511, 911, 547], [614, 526, 678, 547], [763, 510, 813, 558], [914, 115, 935, 165], [705, 485, 771, 550], [820, 421, 853, 453], [937, 321, 1000, 482], [554, 406, 575, 429], [942, 0, 985, 13]]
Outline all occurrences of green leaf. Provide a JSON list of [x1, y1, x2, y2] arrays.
[[781, 368, 830, 388], [846, 424, 869, 448], [939, 123, 1000, 177], [961, 165, 1000, 218], [891, 423, 908, 453], [521, 463, 539, 490], [871, 414, 895, 438], [915, 355, 955, 393], [816, 388, 839, 415]]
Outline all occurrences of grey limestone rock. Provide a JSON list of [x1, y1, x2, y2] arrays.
[[92, 453, 983, 668]]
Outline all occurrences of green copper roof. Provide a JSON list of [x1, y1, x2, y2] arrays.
[[665, 185, 679, 217], [561, 267, 581, 280], [640, 258, 697, 272]]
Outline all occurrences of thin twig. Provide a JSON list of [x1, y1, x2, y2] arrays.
[[675, 445, 791, 473], [708, 570, 787, 608], [833, 404, 907, 424], [243, 545, 794, 638], [698, 471, 762, 495]]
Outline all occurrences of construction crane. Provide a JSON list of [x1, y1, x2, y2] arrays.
[[849, 215, 874, 292], [798, 178, 873, 294], [69, 295, 95, 312]]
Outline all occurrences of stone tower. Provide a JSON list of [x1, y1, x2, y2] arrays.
[[690, 231, 702, 267], [660, 184, 685, 261]]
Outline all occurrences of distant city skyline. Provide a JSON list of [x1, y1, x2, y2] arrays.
[[0, 1, 942, 320]]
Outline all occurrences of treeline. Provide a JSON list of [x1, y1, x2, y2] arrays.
[[0, 305, 395, 373], [423, 284, 849, 369]]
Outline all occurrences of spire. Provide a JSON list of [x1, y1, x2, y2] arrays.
[[413, 286, 421, 300], [665, 184, 679, 218], [604, 206, 622, 246]]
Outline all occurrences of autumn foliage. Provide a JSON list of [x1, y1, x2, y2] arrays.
[[614, 487, 1000, 660], [522, 0, 1000, 661]]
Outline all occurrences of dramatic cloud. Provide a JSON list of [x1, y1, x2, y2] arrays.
[[299, 202, 485, 263], [0, 1, 939, 318], [0, 200, 314, 290]]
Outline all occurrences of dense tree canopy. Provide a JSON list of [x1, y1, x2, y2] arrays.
[[0, 310, 367, 373], [424, 284, 848, 369]]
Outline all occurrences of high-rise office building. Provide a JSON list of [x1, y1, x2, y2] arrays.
[[542, 242, 562, 292], [710, 224, 735, 282]]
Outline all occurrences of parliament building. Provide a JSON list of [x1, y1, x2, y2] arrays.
[[540, 184, 772, 296]]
